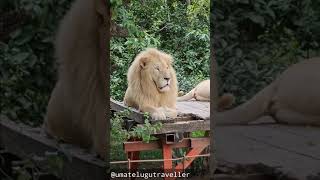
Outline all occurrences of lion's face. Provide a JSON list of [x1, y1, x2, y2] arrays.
[[148, 61, 172, 92], [138, 48, 175, 93]]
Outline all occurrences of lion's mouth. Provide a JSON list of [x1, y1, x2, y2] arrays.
[[153, 80, 170, 92], [159, 84, 169, 90]]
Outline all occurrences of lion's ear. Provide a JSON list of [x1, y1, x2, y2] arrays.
[[139, 57, 148, 69]]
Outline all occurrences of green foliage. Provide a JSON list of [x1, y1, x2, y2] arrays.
[[3, 153, 64, 180], [110, 109, 131, 144], [129, 117, 162, 143], [45, 152, 64, 178], [110, 110, 163, 161], [1, 0, 210, 124], [212, 0, 320, 104], [110, 0, 210, 100], [111, 110, 163, 143], [0, 0, 72, 126], [191, 130, 206, 137]]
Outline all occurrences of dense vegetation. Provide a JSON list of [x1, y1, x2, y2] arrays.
[[110, 0, 210, 100], [0, 0, 210, 126], [212, 0, 320, 103], [2, 0, 320, 124], [1, 0, 71, 126], [109, 1, 210, 172]]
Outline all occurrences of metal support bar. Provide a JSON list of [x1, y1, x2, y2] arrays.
[[123, 137, 210, 180]]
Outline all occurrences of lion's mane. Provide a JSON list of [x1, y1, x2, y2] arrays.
[[124, 48, 178, 118]]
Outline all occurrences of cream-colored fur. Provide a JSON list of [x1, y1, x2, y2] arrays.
[[43, 0, 107, 159], [216, 58, 320, 126], [177, 80, 235, 111], [178, 80, 210, 101], [124, 48, 178, 120]]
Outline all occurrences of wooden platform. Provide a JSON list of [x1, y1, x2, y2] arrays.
[[110, 99, 210, 134], [0, 119, 106, 180], [215, 124, 320, 180]]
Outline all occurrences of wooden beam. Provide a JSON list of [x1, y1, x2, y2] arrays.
[[215, 125, 320, 180], [175, 147, 208, 172], [123, 138, 209, 152], [111, 99, 209, 123], [213, 174, 271, 180], [152, 120, 210, 134], [210, 0, 219, 175], [110, 99, 205, 123], [96, 0, 110, 175], [0, 119, 106, 180], [110, 99, 145, 123]]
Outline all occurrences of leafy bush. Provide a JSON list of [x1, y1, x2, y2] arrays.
[[212, 0, 320, 104], [110, 110, 162, 160], [1, 0, 210, 124], [110, 0, 210, 101], [0, 0, 72, 126]]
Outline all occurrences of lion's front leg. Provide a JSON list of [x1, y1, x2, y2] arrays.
[[158, 107, 177, 119], [140, 105, 167, 120]]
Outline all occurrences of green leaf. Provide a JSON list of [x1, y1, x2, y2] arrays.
[[246, 13, 265, 27], [17, 170, 32, 180], [10, 29, 22, 39], [15, 35, 34, 45], [12, 53, 30, 63]]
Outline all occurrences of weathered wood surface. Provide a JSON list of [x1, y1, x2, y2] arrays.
[[110, 99, 210, 134], [0, 119, 106, 180], [110, 99, 146, 123], [215, 124, 320, 180], [110, 99, 210, 120], [152, 120, 209, 134], [176, 100, 210, 120]]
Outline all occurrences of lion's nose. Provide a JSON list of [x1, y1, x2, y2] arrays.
[[164, 77, 170, 81]]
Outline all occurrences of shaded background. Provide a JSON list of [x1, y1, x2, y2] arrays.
[[1, 0, 71, 126], [212, 0, 320, 104]]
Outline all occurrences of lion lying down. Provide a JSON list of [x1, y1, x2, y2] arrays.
[[178, 79, 211, 101], [124, 49, 236, 120], [216, 57, 320, 126], [177, 79, 235, 111], [124, 48, 178, 120]]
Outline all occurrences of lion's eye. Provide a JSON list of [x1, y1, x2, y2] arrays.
[[156, 67, 160, 71]]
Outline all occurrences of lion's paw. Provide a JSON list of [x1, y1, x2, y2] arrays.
[[157, 107, 177, 119], [164, 108, 177, 119], [151, 111, 167, 120]]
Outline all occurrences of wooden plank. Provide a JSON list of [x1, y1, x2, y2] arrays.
[[229, 125, 320, 159], [151, 114, 204, 124], [185, 174, 267, 180], [153, 120, 210, 134], [270, 125, 320, 139], [215, 125, 320, 180], [110, 99, 210, 122], [176, 101, 210, 120], [213, 174, 271, 180], [110, 99, 145, 123], [0, 119, 106, 180], [111, 99, 201, 124], [123, 138, 209, 152]]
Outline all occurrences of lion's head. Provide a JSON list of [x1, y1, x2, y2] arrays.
[[127, 48, 177, 94], [124, 48, 178, 111]]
